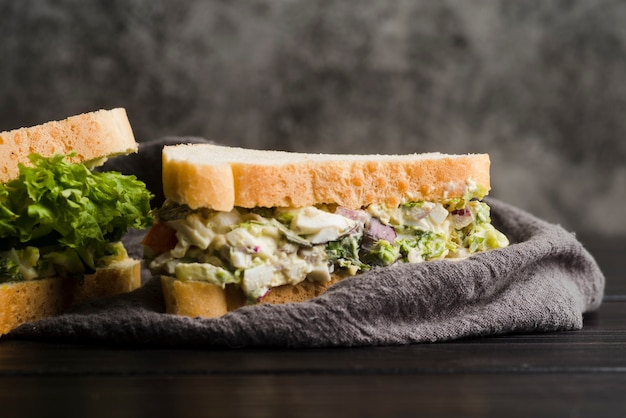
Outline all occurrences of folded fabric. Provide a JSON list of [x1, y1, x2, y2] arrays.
[[6, 138, 605, 347]]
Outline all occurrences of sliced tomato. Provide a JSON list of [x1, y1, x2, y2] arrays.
[[142, 221, 178, 254]]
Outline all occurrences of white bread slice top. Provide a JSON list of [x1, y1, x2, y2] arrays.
[[0, 108, 137, 183], [162, 144, 491, 211]]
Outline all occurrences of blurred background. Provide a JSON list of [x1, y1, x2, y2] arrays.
[[0, 0, 624, 247]]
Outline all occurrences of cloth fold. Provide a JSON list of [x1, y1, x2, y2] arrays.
[[6, 138, 605, 347]]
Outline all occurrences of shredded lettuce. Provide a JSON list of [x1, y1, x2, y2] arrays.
[[367, 239, 400, 266], [326, 235, 369, 274], [466, 223, 509, 253], [397, 231, 448, 262], [0, 153, 153, 272], [0, 248, 38, 283], [0, 257, 23, 283]]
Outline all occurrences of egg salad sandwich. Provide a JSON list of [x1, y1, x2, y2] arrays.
[[0, 108, 153, 335], [143, 144, 509, 318]]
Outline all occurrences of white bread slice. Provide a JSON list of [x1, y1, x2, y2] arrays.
[[162, 144, 491, 211], [0, 258, 140, 336], [0, 108, 137, 183], [161, 274, 342, 318]]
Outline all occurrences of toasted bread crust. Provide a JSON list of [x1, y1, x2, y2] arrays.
[[162, 144, 491, 211], [161, 274, 343, 318], [0, 108, 137, 183], [0, 258, 140, 336]]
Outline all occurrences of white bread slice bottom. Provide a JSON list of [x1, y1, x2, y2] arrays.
[[0, 258, 140, 336], [0, 108, 137, 183], [161, 274, 343, 318], [162, 144, 491, 211]]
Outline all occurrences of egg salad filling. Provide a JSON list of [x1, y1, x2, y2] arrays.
[[144, 197, 509, 302]]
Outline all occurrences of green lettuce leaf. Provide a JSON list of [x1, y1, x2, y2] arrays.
[[0, 153, 153, 269]]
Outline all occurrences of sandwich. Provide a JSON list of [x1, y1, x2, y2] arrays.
[[143, 144, 509, 318], [0, 108, 153, 335]]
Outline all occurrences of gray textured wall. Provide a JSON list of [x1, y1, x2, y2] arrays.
[[1, 0, 624, 239]]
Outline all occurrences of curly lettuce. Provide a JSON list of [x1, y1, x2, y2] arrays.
[[0, 153, 153, 274]]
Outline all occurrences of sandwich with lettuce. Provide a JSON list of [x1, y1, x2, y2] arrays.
[[0, 108, 153, 336]]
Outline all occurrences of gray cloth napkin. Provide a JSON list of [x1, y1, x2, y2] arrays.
[[7, 138, 605, 347]]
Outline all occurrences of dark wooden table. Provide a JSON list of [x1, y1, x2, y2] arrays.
[[1, 234, 624, 418]]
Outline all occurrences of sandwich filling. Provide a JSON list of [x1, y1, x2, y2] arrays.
[[0, 153, 153, 283], [145, 191, 509, 301]]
